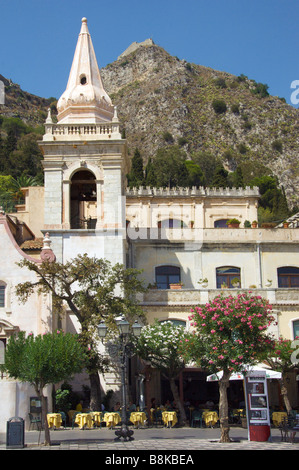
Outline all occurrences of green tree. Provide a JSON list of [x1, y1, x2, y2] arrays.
[[211, 165, 229, 188], [135, 320, 188, 425], [180, 293, 275, 442], [127, 148, 145, 188], [212, 99, 227, 114], [151, 146, 187, 187], [15, 254, 146, 411], [184, 160, 205, 187], [144, 157, 157, 187], [1, 330, 87, 446]]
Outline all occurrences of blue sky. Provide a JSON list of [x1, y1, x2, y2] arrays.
[[1, 0, 299, 106]]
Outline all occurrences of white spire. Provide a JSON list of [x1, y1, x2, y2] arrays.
[[57, 17, 114, 124]]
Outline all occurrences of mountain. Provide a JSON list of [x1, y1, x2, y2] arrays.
[[100, 42, 299, 208], [0, 74, 52, 125], [1, 41, 299, 207]]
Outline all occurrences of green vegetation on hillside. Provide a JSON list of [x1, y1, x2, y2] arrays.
[[126, 144, 292, 225], [0, 116, 44, 211]]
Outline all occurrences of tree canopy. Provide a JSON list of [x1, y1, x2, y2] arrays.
[[15, 254, 146, 410]]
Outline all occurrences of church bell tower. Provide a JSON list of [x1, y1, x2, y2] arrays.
[[39, 18, 128, 265]]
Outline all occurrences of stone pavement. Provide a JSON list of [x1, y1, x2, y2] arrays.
[[1, 425, 298, 452]]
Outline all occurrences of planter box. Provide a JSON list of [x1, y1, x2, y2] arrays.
[[169, 284, 182, 290]]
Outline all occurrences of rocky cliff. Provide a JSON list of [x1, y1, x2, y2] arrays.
[[101, 42, 299, 207]]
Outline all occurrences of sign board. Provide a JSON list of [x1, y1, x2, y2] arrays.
[[30, 397, 42, 414], [244, 370, 271, 441]]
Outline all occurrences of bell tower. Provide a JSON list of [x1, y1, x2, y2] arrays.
[[39, 18, 128, 264]]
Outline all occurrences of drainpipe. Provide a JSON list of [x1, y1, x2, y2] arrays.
[[257, 242, 262, 288]]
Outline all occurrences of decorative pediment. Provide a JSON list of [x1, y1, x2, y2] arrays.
[[0, 319, 19, 337]]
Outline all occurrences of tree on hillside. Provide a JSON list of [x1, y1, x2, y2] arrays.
[[134, 320, 188, 425], [180, 292, 275, 443], [15, 254, 146, 411], [127, 148, 145, 188], [1, 330, 87, 446], [144, 157, 157, 187]]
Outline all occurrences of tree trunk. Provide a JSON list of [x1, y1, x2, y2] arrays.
[[219, 370, 231, 443], [279, 376, 292, 414], [89, 372, 102, 411], [169, 377, 187, 426], [37, 388, 51, 446]]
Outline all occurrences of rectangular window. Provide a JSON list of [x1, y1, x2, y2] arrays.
[[0, 285, 5, 307]]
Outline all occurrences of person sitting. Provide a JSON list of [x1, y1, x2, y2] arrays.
[[113, 402, 121, 412], [128, 401, 136, 412], [205, 400, 214, 410], [164, 400, 172, 410], [75, 400, 83, 412]]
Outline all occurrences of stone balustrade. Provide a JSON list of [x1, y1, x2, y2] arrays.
[[43, 122, 121, 140], [139, 288, 299, 306]]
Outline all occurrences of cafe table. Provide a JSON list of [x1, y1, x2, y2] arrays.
[[47, 413, 62, 429], [272, 411, 287, 427], [89, 411, 102, 427], [202, 411, 219, 427], [130, 411, 147, 427], [103, 412, 121, 429], [162, 411, 178, 427], [74, 412, 94, 429]]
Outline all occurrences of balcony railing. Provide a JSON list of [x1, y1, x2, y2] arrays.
[[138, 287, 299, 306]]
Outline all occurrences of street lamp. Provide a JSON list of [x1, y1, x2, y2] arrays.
[[97, 316, 142, 441]]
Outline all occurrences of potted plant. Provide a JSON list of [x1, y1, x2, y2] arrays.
[[169, 282, 184, 290], [198, 278, 208, 288], [231, 277, 240, 288], [265, 279, 272, 287], [147, 282, 157, 289], [221, 281, 228, 289], [226, 218, 241, 228], [283, 221, 289, 228], [252, 220, 258, 228]]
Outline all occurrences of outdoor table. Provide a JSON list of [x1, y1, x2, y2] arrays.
[[272, 412, 287, 427], [47, 413, 62, 429], [162, 411, 177, 427], [103, 412, 121, 429], [203, 411, 219, 427], [89, 411, 102, 427], [74, 412, 93, 429], [130, 411, 147, 427]]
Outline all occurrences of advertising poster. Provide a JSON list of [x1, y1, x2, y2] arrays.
[[244, 371, 271, 441]]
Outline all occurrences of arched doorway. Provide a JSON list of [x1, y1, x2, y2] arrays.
[[70, 170, 97, 229]]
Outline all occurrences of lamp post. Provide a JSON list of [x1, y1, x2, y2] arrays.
[[98, 316, 142, 441]]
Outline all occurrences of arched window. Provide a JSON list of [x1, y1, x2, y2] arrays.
[[277, 267, 299, 288], [293, 320, 299, 339], [216, 266, 241, 288], [214, 219, 229, 228], [0, 339, 5, 365], [0, 284, 6, 308], [155, 266, 180, 289], [70, 170, 97, 229]]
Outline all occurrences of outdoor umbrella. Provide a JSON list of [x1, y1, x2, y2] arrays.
[[206, 365, 282, 382]]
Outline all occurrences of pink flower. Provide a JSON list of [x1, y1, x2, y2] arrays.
[[211, 329, 216, 334]]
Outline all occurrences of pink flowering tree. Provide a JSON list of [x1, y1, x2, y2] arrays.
[[180, 292, 275, 442], [265, 336, 299, 414]]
